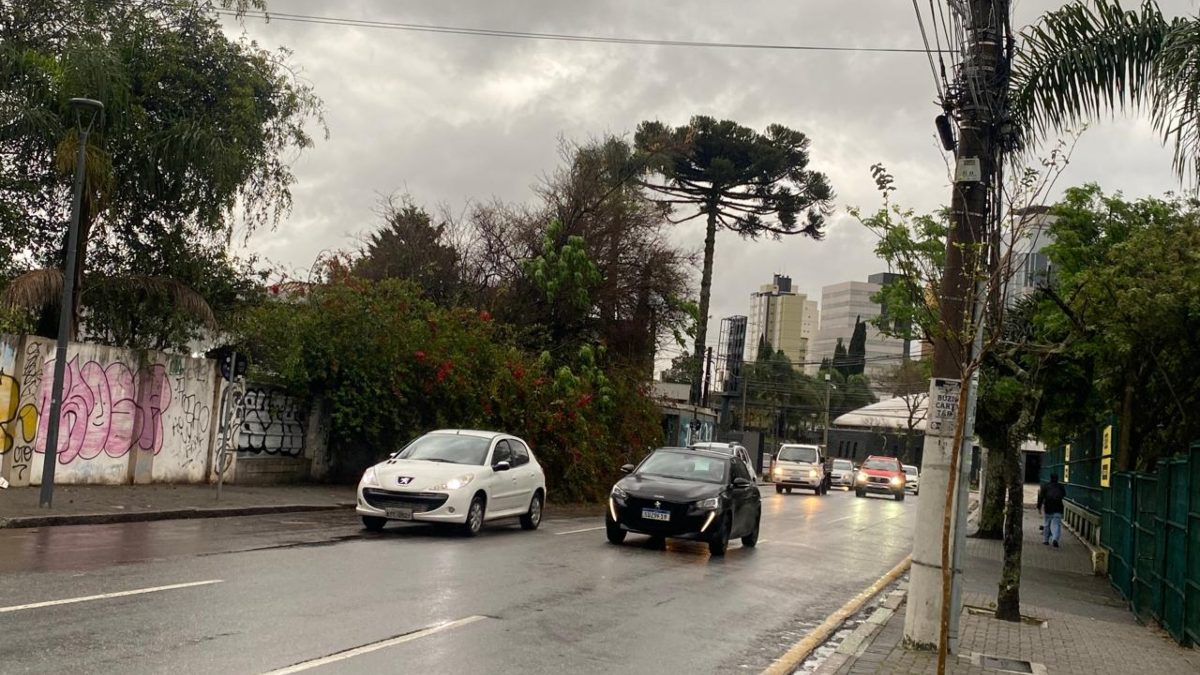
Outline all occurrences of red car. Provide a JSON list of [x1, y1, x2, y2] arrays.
[[854, 455, 906, 501]]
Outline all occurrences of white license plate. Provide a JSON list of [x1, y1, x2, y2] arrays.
[[386, 507, 414, 521], [641, 508, 671, 522]]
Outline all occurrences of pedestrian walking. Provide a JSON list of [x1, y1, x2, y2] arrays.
[[1037, 473, 1066, 547]]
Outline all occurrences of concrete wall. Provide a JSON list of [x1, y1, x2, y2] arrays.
[[0, 334, 327, 486]]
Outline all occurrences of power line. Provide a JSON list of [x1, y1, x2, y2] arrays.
[[219, 9, 951, 55]]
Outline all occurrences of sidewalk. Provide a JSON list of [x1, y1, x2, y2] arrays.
[[812, 488, 1200, 674], [0, 483, 357, 528]]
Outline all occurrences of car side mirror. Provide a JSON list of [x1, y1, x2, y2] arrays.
[[732, 477, 753, 488], [493, 460, 511, 472], [620, 463, 636, 474]]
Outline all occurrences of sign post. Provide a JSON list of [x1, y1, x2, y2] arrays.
[[927, 378, 963, 437]]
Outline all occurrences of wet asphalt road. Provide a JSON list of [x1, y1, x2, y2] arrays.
[[0, 487, 915, 675]]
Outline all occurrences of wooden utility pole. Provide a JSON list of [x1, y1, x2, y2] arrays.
[[904, 0, 1009, 669]]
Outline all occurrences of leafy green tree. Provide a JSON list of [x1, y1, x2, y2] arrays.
[[847, 316, 867, 376], [353, 196, 461, 305], [660, 354, 698, 384], [635, 116, 834, 403], [0, 0, 323, 340], [832, 339, 850, 378]]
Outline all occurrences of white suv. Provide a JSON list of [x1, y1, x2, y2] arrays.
[[772, 444, 827, 495], [690, 442, 758, 483]]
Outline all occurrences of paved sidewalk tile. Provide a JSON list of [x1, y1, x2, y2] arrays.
[[823, 494, 1200, 675]]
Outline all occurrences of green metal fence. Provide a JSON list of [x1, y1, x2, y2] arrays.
[[1043, 428, 1199, 646]]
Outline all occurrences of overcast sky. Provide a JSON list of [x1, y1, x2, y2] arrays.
[[225, 0, 1197, 361]]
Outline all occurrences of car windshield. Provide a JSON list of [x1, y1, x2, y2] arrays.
[[637, 450, 729, 484], [863, 458, 899, 471], [778, 446, 819, 463], [396, 433, 491, 466], [904, 466, 919, 476], [833, 459, 854, 470]]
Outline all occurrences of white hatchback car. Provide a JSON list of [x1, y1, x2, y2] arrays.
[[357, 429, 546, 536], [902, 464, 920, 495]]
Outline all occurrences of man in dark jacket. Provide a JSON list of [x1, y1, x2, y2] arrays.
[[1037, 473, 1066, 547]]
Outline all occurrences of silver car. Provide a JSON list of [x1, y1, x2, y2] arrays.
[[829, 458, 856, 489], [903, 464, 920, 495], [690, 442, 758, 483]]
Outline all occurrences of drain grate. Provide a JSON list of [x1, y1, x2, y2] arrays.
[[980, 655, 1033, 673]]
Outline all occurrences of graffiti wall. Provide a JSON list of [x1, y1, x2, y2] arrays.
[[236, 386, 305, 457], [0, 334, 325, 486]]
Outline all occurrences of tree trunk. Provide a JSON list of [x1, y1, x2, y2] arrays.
[[973, 445, 1006, 539], [994, 431, 1025, 621], [690, 208, 718, 405]]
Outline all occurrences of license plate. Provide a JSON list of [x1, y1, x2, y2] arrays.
[[386, 507, 414, 521], [641, 508, 671, 522]]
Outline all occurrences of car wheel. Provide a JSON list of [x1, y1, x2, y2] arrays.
[[741, 515, 760, 548], [785, 487, 793, 494], [462, 495, 486, 537], [895, 492, 905, 502], [708, 515, 730, 556], [915, 489, 919, 496], [605, 515, 626, 545], [855, 488, 865, 498], [520, 492, 543, 530], [361, 516, 386, 532], [775, 485, 783, 494]]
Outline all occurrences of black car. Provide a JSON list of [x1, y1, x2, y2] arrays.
[[606, 447, 762, 556]]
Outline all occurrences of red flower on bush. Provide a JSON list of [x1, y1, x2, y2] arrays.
[[414, 351, 427, 361], [479, 310, 492, 322], [512, 364, 526, 381], [436, 360, 454, 383]]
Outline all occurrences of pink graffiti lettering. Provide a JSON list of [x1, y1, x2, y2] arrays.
[[34, 359, 174, 464]]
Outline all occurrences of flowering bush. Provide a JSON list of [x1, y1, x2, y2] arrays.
[[238, 278, 659, 501]]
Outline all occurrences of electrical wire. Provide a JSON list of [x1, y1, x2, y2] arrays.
[[911, 0, 946, 101], [217, 9, 951, 55]]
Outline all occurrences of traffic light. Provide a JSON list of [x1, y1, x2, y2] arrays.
[[206, 345, 248, 382]]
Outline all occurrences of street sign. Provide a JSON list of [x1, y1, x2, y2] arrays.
[[1102, 425, 1113, 456], [1100, 456, 1112, 488], [1063, 444, 1071, 483], [927, 378, 962, 437]]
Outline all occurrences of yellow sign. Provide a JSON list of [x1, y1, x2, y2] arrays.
[[1063, 444, 1071, 483], [1100, 456, 1112, 488], [1102, 425, 1113, 457]]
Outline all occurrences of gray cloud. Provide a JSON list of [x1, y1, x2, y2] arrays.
[[228, 0, 1192, 351]]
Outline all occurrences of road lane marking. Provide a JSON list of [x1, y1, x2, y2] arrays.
[[762, 555, 912, 675], [262, 616, 487, 674], [0, 579, 223, 614], [554, 525, 606, 535]]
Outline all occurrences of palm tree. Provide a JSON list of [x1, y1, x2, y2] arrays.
[[1012, 0, 1200, 182]]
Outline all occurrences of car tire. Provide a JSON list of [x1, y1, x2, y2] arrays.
[[520, 492, 543, 530], [605, 515, 626, 545], [709, 515, 730, 556], [895, 492, 905, 502], [775, 485, 784, 494], [462, 495, 486, 537], [915, 489, 919, 496], [785, 487, 793, 494], [741, 515, 760, 548], [361, 516, 386, 532], [855, 488, 865, 498]]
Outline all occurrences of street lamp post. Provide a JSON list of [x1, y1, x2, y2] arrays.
[[39, 98, 103, 509], [823, 373, 832, 449]]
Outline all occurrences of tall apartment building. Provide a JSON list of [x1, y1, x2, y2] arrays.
[[808, 274, 907, 380], [747, 275, 818, 370], [716, 315, 748, 393], [1005, 207, 1056, 306]]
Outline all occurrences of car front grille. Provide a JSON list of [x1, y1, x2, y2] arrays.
[[868, 476, 891, 485], [362, 489, 449, 511]]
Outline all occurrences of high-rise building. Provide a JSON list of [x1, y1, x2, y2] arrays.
[[716, 316, 748, 393], [747, 275, 818, 370], [1005, 207, 1056, 306], [808, 276, 907, 380]]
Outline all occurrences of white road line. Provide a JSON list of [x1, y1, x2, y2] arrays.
[[0, 579, 223, 614], [262, 616, 487, 675], [553, 525, 606, 535]]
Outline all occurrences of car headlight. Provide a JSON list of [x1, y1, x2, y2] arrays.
[[611, 485, 628, 504], [772, 466, 782, 477], [432, 473, 475, 491], [856, 472, 868, 483], [890, 476, 903, 487], [808, 468, 818, 478], [694, 496, 720, 509], [361, 466, 380, 487]]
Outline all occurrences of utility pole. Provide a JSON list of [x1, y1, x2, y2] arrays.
[[904, 0, 1009, 666]]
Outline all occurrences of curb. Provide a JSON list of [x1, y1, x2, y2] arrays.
[[762, 554, 912, 675], [0, 503, 355, 529]]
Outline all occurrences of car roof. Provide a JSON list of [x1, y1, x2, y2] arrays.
[[780, 443, 820, 449], [865, 455, 900, 462], [903, 464, 918, 470], [429, 429, 507, 440], [655, 446, 730, 460], [691, 442, 739, 453]]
